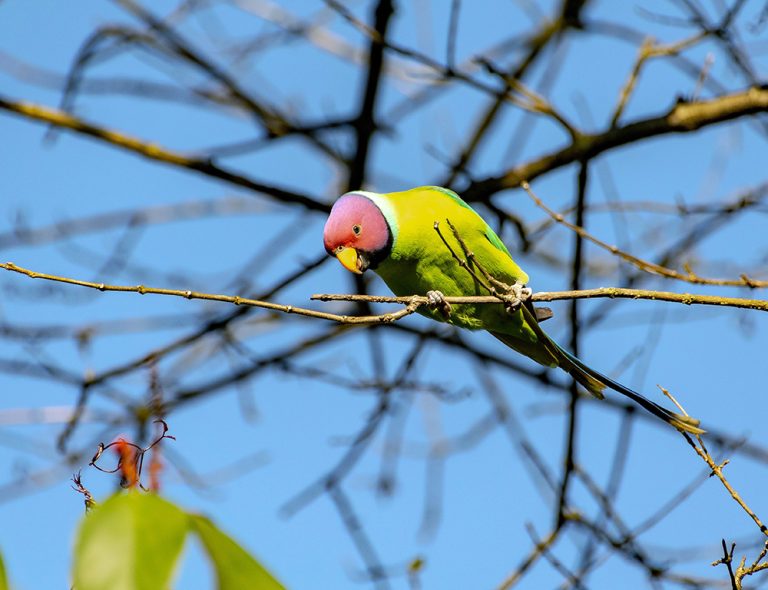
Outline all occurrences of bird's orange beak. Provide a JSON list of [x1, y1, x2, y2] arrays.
[[336, 246, 362, 274]]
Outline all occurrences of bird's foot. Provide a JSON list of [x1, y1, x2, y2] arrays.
[[426, 290, 452, 319], [503, 283, 532, 314]]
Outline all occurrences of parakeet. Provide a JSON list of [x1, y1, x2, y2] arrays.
[[323, 186, 703, 434]]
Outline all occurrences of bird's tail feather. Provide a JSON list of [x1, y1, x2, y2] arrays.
[[496, 302, 705, 435], [551, 342, 704, 435]]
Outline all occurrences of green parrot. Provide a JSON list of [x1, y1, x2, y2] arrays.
[[323, 185, 703, 434]]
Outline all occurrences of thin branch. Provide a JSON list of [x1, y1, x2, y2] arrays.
[[682, 431, 768, 537], [113, 0, 288, 135], [497, 528, 560, 590], [661, 388, 768, 586], [610, 32, 706, 127], [0, 262, 421, 325], [556, 160, 589, 528], [280, 336, 427, 517], [712, 540, 738, 589], [329, 486, 390, 589], [522, 181, 768, 288], [313, 290, 768, 313]]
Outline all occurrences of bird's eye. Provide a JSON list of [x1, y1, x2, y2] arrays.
[[352, 224, 361, 236]]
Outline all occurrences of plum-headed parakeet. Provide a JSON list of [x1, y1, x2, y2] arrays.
[[323, 186, 703, 434]]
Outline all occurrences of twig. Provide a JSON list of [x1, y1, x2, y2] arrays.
[[712, 540, 738, 589], [89, 419, 175, 490], [525, 523, 581, 588], [476, 58, 580, 140], [712, 539, 768, 590], [660, 388, 768, 586], [521, 181, 768, 288], [345, 0, 394, 190], [281, 336, 427, 517], [611, 33, 706, 127], [660, 387, 768, 538], [556, 161, 588, 529], [71, 471, 96, 512], [432, 221, 497, 295], [329, 486, 390, 589], [497, 528, 560, 590]]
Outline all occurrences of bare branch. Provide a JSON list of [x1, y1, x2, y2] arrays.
[[465, 87, 768, 201], [0, 95, 328, 212]]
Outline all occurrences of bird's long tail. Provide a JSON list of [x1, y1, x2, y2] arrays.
[[491, 303, 705, 435], [551, 342, 704, 435]]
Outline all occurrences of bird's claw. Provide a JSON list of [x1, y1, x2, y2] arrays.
[[426, 290, 452, 319], [504, 283, 532, 314]]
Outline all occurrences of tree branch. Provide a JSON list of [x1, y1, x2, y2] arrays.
[[465, 86, 768, 201], [4, 262, 768, 316], [0, 95, 329, 212]]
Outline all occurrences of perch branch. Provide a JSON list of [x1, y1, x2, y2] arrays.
[[3, 263, 768, 318]]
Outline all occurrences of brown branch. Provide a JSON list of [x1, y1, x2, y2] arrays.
[[0, 94, 329, 212], [712, 540, 738, 589], [281, 337, 427, 518], [442, 10, 575, 186], [169, 326, 348, 410], [556, 161, 589, 529], [346, 0, 394, 190], [497, 528, 560, 590], [7, 254, 768, 312], [0, 262, 420, 325], [474, 58, 580, 141], [464, 86, 768, 201], [114, 0, 287, 134], [433, 220, 496, 295], [660, 388, 768, 586], [4, 261, 768, 331], [313, 290, 768, 313], [610, 33, 706, 127], [712, 539, 768, 590], [682, 431, 768, 538]]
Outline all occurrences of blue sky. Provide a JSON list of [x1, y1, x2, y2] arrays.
[[1, 1, 767, 589]]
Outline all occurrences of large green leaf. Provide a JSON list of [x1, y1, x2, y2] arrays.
[[0, 549, 8, 590], [73, 492, 188, 590], [190, 515, 284, 590]]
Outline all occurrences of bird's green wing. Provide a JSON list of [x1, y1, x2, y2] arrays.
[[427, 186, 513, 258], [482, 224, 513, 258]]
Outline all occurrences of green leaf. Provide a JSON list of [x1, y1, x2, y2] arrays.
[[0, 549, 9, 590], [73, 491, 188, 590], [190, 515, 284, 590]]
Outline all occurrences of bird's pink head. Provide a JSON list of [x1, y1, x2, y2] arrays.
[[323, 192, 392, 274]]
